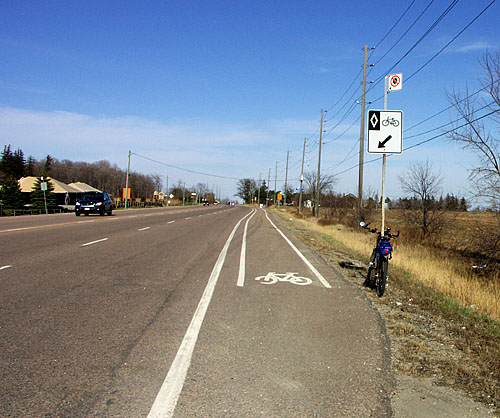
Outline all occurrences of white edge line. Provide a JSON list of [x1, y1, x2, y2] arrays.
[[0, 265, 12, 271], [81, 238, 109, 247], [147, 208, 253, 418], [264, 210, 331, 289], [138, 227, 151, 231], [167, 221, 175, 224], [237, 209, 257, 287]]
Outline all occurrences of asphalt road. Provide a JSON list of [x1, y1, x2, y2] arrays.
[[0, 205, 392, 417]]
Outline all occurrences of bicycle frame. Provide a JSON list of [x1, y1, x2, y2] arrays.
[[360, 222, 398, 297]]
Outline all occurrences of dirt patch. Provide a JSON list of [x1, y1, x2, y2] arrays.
[[271, 211, 499, 417]]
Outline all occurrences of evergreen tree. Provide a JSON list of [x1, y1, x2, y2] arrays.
[[26, 156, 36, 176], [0, 175, 23, 209], [31, 176, 57, 210], [0, 145, 25, 180]]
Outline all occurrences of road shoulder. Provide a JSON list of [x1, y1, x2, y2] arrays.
[[268, 210, 497, 418]]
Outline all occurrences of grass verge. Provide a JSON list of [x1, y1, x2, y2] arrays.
[[271, 208, 500, 412]]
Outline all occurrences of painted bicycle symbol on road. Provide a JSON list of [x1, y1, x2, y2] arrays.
[[381, 116, 400, 127], [255, 272, 312, 286]]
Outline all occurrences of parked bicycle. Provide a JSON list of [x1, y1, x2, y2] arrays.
[[360, 222, 399, 297]]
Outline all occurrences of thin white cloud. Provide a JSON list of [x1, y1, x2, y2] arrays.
[[0, 107, 316, 182], [452, 41, 495, 53]]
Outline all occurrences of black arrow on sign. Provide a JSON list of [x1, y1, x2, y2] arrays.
[[378, 135, 392, 148]]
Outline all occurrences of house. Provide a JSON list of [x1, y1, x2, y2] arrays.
[[18, 177, 101, 206]]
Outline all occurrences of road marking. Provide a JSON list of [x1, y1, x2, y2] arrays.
[[81, 238, 109, 247], [237, 209, 257, 287], [138, 227, 151, 231], [255, 272, 312, 285], [264, 210, 331, 288], [0, 265, 12, 271], [144, 214, 153, 217], [168, 221, 175, 224], [185, 217, 191, 220], [147, 209, 253, 418], [128, 215, 138, 218]]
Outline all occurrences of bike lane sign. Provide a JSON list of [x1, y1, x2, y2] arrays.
[[367, 110, 403, 154]]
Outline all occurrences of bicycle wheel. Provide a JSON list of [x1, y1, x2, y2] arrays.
[[364, 266, 376, 289], [376, 259, 388, 297]]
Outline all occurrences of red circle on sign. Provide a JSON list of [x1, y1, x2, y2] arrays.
[[390, 75, 400, 87]]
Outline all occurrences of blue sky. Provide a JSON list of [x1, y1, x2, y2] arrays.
[[1, 0, 499, 204]]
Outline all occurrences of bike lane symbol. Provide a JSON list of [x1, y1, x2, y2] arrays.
[[255, 272, 312, 286]]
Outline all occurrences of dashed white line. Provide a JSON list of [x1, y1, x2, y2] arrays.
[[0, 265, 12, 271], [168, 221, 175, 224], [185, 217, 191, 220], [147, 209, 253, 418], [138, 227, 151, 231], [81, 238, 109, 247], [237, 209, 257, 287]]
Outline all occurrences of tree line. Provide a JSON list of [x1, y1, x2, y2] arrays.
[[0, 145, 165, 209]]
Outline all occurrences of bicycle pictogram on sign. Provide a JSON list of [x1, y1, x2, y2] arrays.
[[255, 272, 312, 286]]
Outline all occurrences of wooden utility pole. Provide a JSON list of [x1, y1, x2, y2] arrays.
[[299, 137, 306, 212], [125, 150, 131, 210], [257, 172, 261, 206], [284, 151, 289, 205], [274, 161, 278, 208], [267, 168, 271, 207], [358, 45, 368, 217], [315, 109, 324, 217]]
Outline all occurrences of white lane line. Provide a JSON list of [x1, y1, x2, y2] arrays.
[[168, 221, 175, 224], [0, 265, 12, 271], [77, 220, 95, 223], [147, 209, 253, 418], [81, 238, 109, 247], [138, 227, 151, 231], [237, 209, 257, 287], [185, 217, 191, 220], [264, 210, 331, 289], [144, 214, 153, 217]]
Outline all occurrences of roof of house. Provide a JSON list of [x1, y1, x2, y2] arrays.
[[68, 182, 101, 192], [18, 177, 82, 194]]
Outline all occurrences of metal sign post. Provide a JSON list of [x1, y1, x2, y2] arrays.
[[367, 73, 403, 233]]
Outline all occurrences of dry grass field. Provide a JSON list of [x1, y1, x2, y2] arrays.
[[287, 207, 500, 320], [272, 206, 500, 411]]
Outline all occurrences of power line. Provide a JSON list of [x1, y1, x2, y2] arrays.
[[331, 108, 500, 177], [131, 152, 241, 180]]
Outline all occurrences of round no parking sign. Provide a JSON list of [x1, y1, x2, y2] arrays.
[[388, 73, 402, 91]]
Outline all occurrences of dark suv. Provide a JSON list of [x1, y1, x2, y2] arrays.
[[75, 192, 113, 216]]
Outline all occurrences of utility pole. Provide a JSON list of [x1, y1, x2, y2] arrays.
[[358, 45, 369, 218], [125, 150, 131, 210], [257, 172, 261, 207], [267, 168, 271, 207], [299, 137, 306, 212], [284, 151, 289, 206], [315, 109, 324, 217], [274, 161, 278, 208], [182, 182, 185, 206]]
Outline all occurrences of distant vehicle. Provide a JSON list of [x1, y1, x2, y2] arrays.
[[75, 192, 113, 216], [202, 199, 209, 206]]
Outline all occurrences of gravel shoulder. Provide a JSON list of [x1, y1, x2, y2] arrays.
[[271, 211, 498, 417]]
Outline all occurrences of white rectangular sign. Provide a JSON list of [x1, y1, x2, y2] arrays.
[[367, 110, 403, 154]]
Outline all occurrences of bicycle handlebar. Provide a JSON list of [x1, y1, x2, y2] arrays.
[[361, 223, 399, 239]]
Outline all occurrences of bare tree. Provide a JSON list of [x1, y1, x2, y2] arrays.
[[303, 171, 336, 216], [398, 161, 447, 239], [447, 50, 500, 259], [446, 50, 500, 203]]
